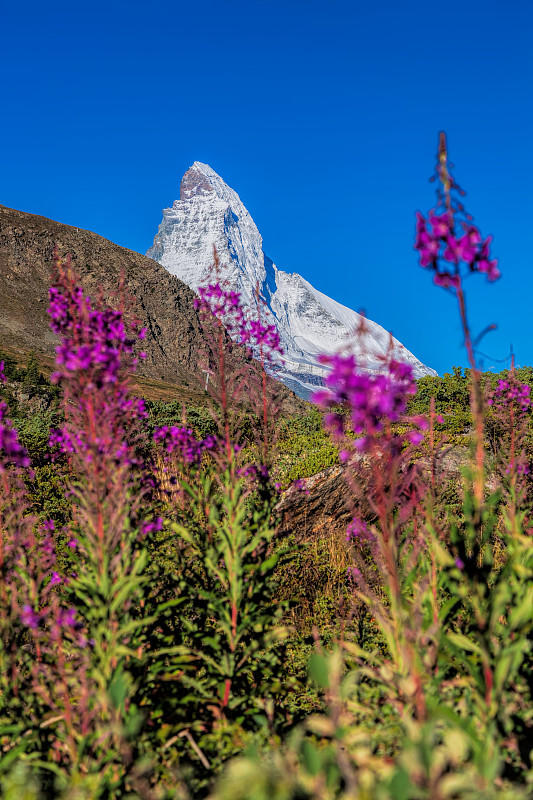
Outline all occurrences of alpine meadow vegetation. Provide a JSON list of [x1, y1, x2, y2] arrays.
[[0, 134, 531, 799]]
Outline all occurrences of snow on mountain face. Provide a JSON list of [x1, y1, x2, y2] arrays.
[[147, 162, 437, 399]]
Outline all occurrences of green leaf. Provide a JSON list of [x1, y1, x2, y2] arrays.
[[388, 768, 411, 800], [447, 632, 484, 657], [308, 653, 330, 689], [109, 668, 132, 710], [509, 589, 533, 630], [301, 740, 321, 776]]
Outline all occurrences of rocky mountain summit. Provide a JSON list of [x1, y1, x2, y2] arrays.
[[147, 162, 437, 398]]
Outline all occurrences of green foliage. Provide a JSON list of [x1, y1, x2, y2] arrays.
[[4, 328, 533, 798], [274, 408, 339, 487], [140, 463, 294, 797]]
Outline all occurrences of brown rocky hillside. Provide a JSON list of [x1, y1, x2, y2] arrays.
[[0, 205, 302, 410]]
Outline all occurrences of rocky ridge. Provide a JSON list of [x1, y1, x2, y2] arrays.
[[0, 205, 302, 412]]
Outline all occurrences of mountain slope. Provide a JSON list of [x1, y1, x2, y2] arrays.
[[147, 162, 437, 398], [0, 205, 302, 411]]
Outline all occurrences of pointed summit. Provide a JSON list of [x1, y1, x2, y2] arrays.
[[147, 164, 436, 398], [180, 162, 216, 200]]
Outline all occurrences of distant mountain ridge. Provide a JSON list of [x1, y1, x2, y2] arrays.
[[147, 162, 437, 398]]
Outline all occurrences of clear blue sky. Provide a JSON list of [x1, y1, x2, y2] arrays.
[[2, 0, 532, 375]]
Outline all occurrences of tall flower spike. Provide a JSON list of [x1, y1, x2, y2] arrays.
[[414, 132, 500, 288]]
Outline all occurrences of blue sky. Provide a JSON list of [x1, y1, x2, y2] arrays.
[[2, 0, 532, 375]]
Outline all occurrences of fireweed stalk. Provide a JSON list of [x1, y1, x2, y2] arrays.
[[193, 247, 284, 478], [48, 253, 150, 563], [0, 361, 91, 779], [151, 256, 288, 731], [488, 371, 532, 537], [415, 131, 499, 518], [45, 253, 164, 791], [413, 137, 533, 786], [313, 354, 433, 722], [311, 134, 521, 793]]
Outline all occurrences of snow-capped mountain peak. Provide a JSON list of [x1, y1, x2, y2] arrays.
[[147, 163, 436, 398]]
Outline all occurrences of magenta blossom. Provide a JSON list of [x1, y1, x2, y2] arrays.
[[346, 566, 362, 585], [0, 402, 30, 469], [312, 356, 417, 451], [140, 517, 164, 537], [346, 518, 375, 545], [195, 282, 284, 363], [153, 426, 218, 466], [488, 378, 532, 414], [57, 608, 81, 629], [415, 206, 500, 288], [47, 273, 148, 466], [21, 605, 42, 630]]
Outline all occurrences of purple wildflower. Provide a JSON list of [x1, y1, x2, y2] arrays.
[[346, 566, 362, 585], [153, 426, 218, 466], [0, 402, 30, 469], [346, 518, 370, 543], [57, 608, 79, 629], [489, 378, 532, 414], [414, 145, 500, 288], [40, 534, 56, 556], [312, 355, 416, 450], [21, 605, 41, 630], [195, 282, 284, 362], [47, 264, 148, 464], [140, 517, 164, 536], [239, 463, 270, 481], [429, 213, 451, 238], [433, 272, 460, 290]]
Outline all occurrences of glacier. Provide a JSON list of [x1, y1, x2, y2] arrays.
[[147, 161, 437, 399]]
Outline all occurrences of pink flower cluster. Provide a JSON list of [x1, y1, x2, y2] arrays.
[[21, 603, 80, 632], [239, 463, 270, 480], [312, 356, 417, 451], [0, 360, 29, 468], [346, 517, 375, 545], [48, 281, 147, 458], [195, 283, 283, 360], [487, 376, 532, 479], [415, 212, 500, 287], [49, 286, 146, 388], [488, 378, 532, 413], [153, 425, 218, 466], [0, 401, 30, 469], [195, 284, 243, 330]]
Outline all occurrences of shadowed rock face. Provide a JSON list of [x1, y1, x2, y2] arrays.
[[0, 205, 303, 413], [180, 166, 215, 200]]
